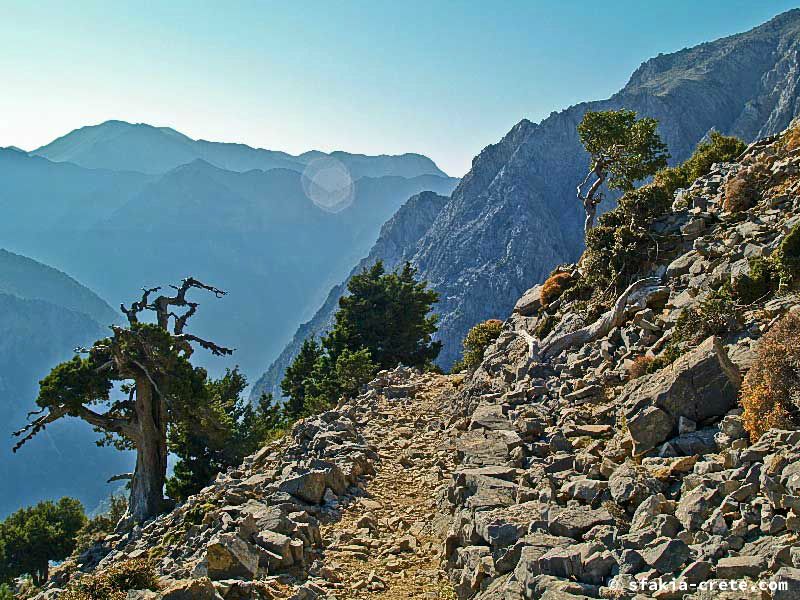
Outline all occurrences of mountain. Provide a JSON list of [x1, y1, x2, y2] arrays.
[[0, 254, 132, 518], [0, 149, 458, 378], [43, 127, 800, 598], [33, 120, 448, 179], [257, 8, 800, 394], [0, 249, 119, 324], [251, 190, 449, 400]]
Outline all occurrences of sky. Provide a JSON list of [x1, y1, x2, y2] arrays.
[[0, 1, 798, 177]]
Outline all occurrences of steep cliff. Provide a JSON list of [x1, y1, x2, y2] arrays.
[[258, 9, 800, 397]]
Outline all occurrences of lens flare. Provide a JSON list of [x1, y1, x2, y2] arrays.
[[301, 156, 355, 213]]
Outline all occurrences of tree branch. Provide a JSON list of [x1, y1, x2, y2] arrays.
[[538, 277, 661, 359], [175, 333, 234, 356], [12, 406, 68, 452], [120, 287, 161, 325]]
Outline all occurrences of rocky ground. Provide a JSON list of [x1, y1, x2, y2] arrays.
[[35, 131, 800, 600]]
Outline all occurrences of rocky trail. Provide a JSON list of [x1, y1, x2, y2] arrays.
[[309, 373, 461, 599]]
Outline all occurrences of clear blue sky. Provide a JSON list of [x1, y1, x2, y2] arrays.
[[0, 0, 797, 176]]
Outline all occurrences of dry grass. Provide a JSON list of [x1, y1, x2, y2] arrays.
[[782, 121, 800, 152], [540, 272, 572, 307], [741, 311, 800, 441], [627, 355, 655, 380], [723, 173, 757, 213]]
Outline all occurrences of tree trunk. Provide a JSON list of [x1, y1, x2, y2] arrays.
[[127, 378, 167, 524]]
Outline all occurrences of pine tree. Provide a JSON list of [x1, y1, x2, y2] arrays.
[[282, 261, 440, 415]]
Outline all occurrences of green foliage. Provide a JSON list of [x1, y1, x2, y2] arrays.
[[74, 495, 127, 555], [166, 368, 287, 502], [0, 498, 87, 585], [651, 287, 742, 370], [582, 184, 672, 293], [325, 262, 441, 370], [582, 131, 748, 294], [655, 132, 746, 201], [655, 131, 747, 196], [0, 583, 11, 600], [281, 338, 323, 419], [452, 320, 503, 373], [282, 261, 440, 416], [577, 109, 669, 192], [730, 224, 800, 305], [61, 559, 158, 600], [334, 348, 377, 398], [774, 223, 800, 289]]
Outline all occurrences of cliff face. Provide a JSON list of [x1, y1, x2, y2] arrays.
[[257, 9, 800, 396]]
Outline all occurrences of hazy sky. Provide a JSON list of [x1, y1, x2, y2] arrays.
[[1, 1, 798, 176]]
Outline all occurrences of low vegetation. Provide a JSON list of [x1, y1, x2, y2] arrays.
[[451, 319, 503, 373], [60, 559, 158, 600], [540, 272, 572, 307], [582, 131, 748, 299], [741, 311, 800, 440]]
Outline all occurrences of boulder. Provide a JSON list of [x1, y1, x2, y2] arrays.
[[547, 506, 614, 539], [161, 579, 221, 600], [204, 534, 260, 580], [715, 555, 767, 579], [278, 470, 327, 504], [514, 285, 543, 316], [620, 336, 740, 454], [639, 538, 690, 574]]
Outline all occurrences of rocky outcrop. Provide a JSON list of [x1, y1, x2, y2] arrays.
[[259, 8, 800, 396], [441, 127, 800, 598]]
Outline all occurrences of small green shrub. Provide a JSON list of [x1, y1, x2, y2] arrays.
[[732, 256, 779, 304], [674, 287, 742, 348], [534, 314, 558, 339], [774, 223, 800, 290], [453, 319, 503, 373], [61, 559, 158, 600], [655, 132, 747, 196]]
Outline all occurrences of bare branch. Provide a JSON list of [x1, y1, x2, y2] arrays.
[[175, 333, 234, 356], [538, 277, 661, 359], [121, 286, 161, 325], [107, 473, 133, 483]]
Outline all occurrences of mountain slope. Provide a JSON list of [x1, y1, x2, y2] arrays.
[[0, 249, 119, 324], [0, 148, 457, 378], [33, 120, 448, 179], [259, 8, 800, 388], [251, 190, 449, 400]]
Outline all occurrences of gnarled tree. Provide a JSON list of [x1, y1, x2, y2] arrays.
[[576, 109, 669, 234], [13, 278, 232, 525]]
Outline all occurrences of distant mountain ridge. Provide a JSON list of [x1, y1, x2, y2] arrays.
[[33, 120, 448, 179], [0, 146, 458, 377], [0, 249, 119, 324], [255, 8, 800, 396]]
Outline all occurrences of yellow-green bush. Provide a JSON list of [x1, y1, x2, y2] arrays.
[[741, 311, 800, 440], [452, 319, 503, 373], [61, 559, 158, 600]]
